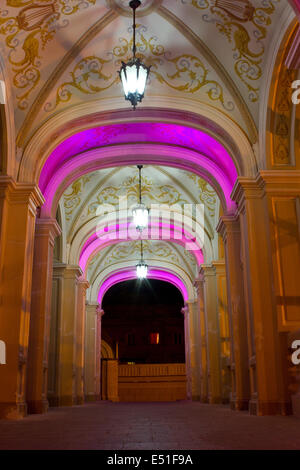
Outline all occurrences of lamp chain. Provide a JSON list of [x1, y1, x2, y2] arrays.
[[138, 164, 142, 204]]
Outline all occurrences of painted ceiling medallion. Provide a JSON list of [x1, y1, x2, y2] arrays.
[[106, 0, 162, 17], [215, 0, 255, 22]]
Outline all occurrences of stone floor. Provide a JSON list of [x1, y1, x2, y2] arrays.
[[0, 401, 300, 450]]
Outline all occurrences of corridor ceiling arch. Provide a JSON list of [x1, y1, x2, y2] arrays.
[[19, 108, 257, 217], [93, 266, 193, 307]]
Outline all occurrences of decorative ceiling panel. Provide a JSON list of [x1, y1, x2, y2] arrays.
[[0, 0, 292, 143], [61, 165, 218, 242]]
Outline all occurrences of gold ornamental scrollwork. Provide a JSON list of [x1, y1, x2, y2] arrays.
[[178, 0, 281, 102], [0, 0, 96, 110], [46, 26, 234, 111]]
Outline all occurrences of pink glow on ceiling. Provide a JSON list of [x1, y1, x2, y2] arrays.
[[39, 122, 238, 215], [98, 269, 188, 306], [79, 222, 204, 275]]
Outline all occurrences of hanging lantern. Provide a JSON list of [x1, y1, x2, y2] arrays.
[[136, 260, 148, 279], [136, 240, 148, 279], [132, 165, 149, 232], [132, 203, 149, 232], [118, 0, 151, 109]]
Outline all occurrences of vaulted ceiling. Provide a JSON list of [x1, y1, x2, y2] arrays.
[[1, 0, 296, 301], [58, 165, 220, 301], [0, 0, 294, 148]]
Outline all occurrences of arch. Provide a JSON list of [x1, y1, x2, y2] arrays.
[[76, 221, 204, 278], [95, 268, 190, 307], [264, 18, 300, 169], [259, 7, 298, 169], [101, 340, 114, 359], [19, 108, 257, 216]]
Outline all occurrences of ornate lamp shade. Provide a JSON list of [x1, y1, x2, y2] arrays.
[[132, 202, 149, 232], [119, 58, 150, 109], [136, 261, 148, 279]]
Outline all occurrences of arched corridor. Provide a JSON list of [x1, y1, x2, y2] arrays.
[[0, 0, 300, 451]]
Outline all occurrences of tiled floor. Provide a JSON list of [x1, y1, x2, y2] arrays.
[[0, 401, 300, 450]]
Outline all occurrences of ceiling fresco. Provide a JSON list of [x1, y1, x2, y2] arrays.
[[60, 165, 219, 243], [0, 0, 293, 146]]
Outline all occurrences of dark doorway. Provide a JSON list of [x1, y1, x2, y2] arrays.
[[102, 279, 185, 364]]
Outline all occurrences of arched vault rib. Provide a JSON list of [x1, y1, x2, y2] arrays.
[[90, 264, 195, 306], [75, 221, 204, 277], [19, 109, 257, 192]]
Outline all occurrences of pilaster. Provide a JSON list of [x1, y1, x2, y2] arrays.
[[48, 263, 82, 407], [232, 174, 292, 415], [211, 260, 231, 404], [217, 216, 250, 411], [194, 277, 208, 403], [84, 303, 103, 402], [200, 264, 222, 404], [27, 218, 61, 414], [0, 178, 44, 419], [76, 279, 89, 405]]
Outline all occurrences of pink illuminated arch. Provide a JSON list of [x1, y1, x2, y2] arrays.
[[98, 268, 188, 306], [37, 118, 240, 216], [79, 222, 204, 276]]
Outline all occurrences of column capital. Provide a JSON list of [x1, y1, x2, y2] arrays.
[[35, 218, 61, 241], [53, 263, 82, 280], [231, 171, 300, 208], [0, 177, 44, 206], [78, 278, 90, 290], [258, 170, 300, 195], [199, 264, 216, 278], [216, 214, 240, 241], [211, 260, 225, 275], [231, 176, 265, 207]]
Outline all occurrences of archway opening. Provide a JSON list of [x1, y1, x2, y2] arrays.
[[101, 279, 187, 402]]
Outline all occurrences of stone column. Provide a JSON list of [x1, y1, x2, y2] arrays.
[[48, 263, 82, 407], [212, 260, 231, 404], [95, 307, 103, 400], [200, 264, 222, 404], [84, 303, 103, 402], [194, 277, 209, 403], [0, 177, 44, 419], [181, 305, 192, 400], [26, 218, 61, 414], [187, 301, 201, 401], [232, 175, 292, 415], [217, 216, 250, 411], [76, 279, 89, 405]]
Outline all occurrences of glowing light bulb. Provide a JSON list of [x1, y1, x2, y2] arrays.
[[132, 203, 149, 232], [136, 261, 148, 279]]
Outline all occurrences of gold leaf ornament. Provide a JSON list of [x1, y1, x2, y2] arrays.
[[48, 27, 233, 111], [0, 0, 97, 109]]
